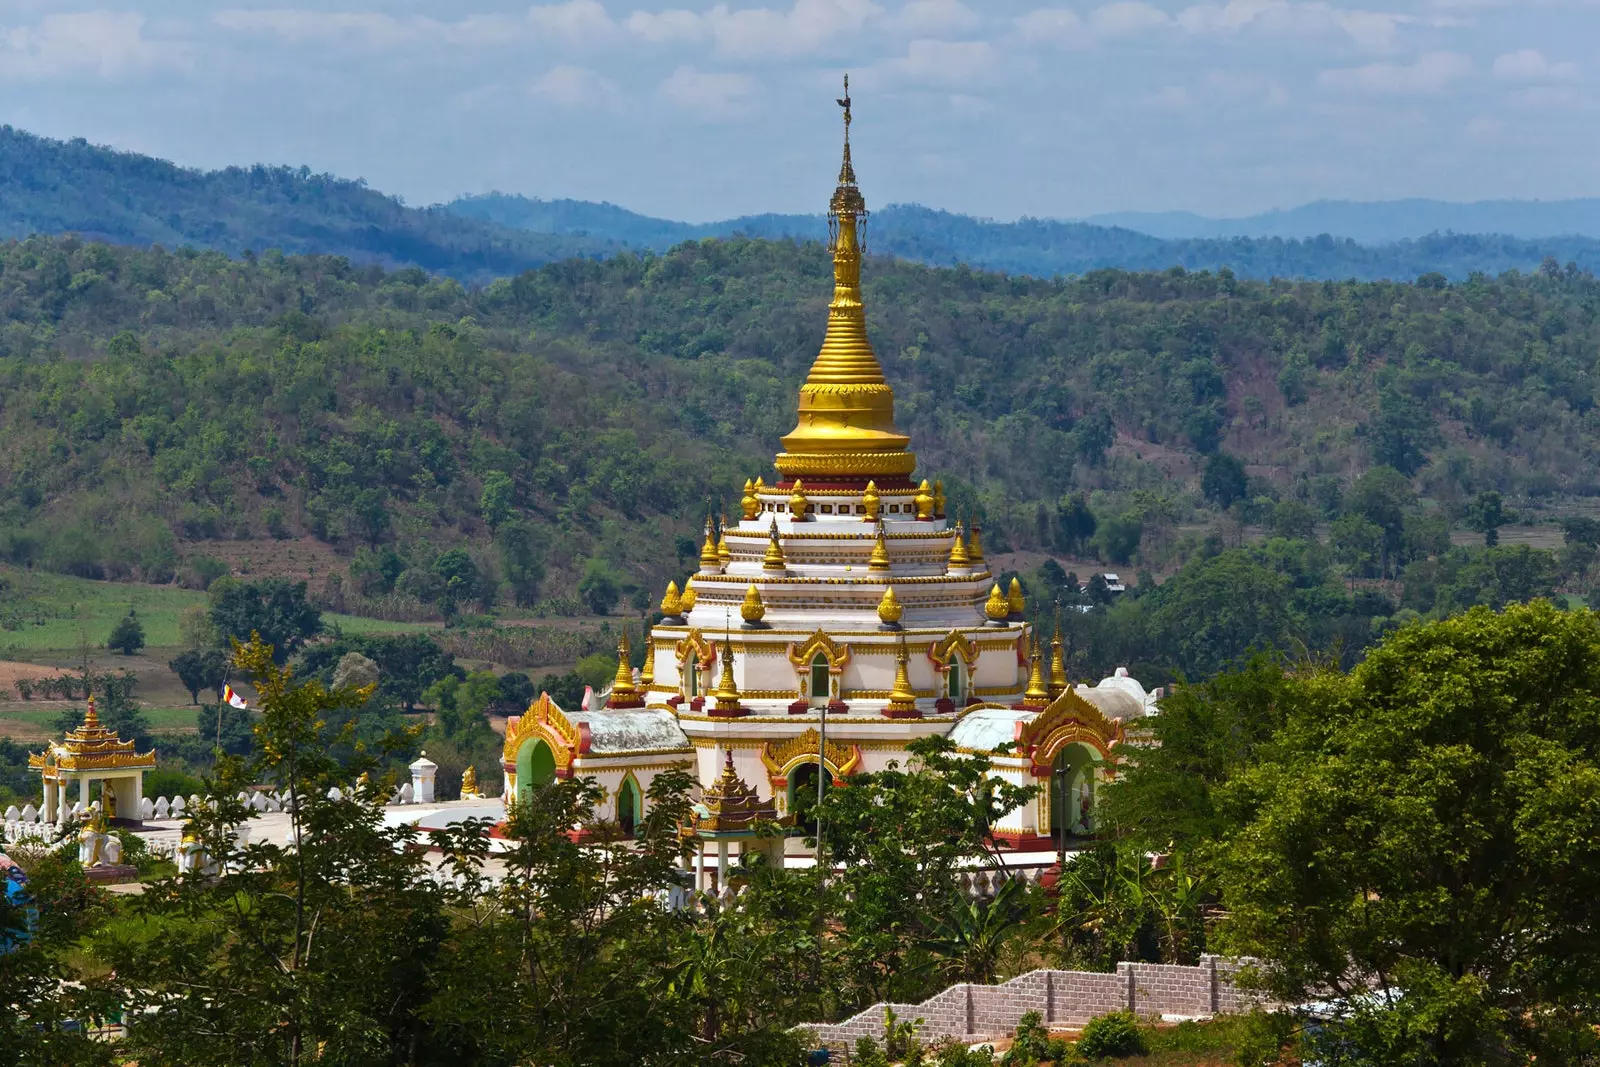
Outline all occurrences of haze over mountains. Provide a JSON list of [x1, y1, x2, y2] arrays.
[[6, 125, 1600, 284]]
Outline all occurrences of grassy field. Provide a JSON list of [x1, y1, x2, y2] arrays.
[[0, 566, 431, 656], [0, 704, 199, 743]]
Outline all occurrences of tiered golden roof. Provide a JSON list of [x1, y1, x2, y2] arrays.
[[690, 751, 779, 835], [607, 632, 644, 709], [775, 77, 915, 481], [29, 696, 155, 772]]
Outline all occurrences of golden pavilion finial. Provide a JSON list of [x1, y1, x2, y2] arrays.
[[660, 580, 684, 618], [884, 634, 919, 717], [763, 519, 788, 574], [82, 694, 100, 731], [680, 576, 699, 613], [607, 630, 643, 708], [775, 80, 915, 482], [868, 521, 891, 572], [740, 582, 767, 625], [640, 637, 655, 690], [1008, 577, 1026, 618]]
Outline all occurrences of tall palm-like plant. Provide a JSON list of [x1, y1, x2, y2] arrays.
[[923, 876, 1028, 984]]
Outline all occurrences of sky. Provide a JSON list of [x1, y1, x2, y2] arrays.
[[0, 0, 1595, 221]]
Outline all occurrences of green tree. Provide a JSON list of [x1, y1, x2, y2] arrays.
[[479, 470, 515, 531], [498, 519, 545, 607], [1145, 551, 1301, 680], [1201, 452, 1248, 511], [169, 647, 227, 704], [106, 609, 145, 655], [1464, 489, 1508, 547], [1218, 602, 1600, 1065], [578, 557, 622, 616], [208, 578, 323, 662]]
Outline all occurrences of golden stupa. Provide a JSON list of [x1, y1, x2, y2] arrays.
[[775, 75, 915, 483]]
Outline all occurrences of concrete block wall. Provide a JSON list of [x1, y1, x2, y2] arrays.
[[800, 956, 1264, 1051]]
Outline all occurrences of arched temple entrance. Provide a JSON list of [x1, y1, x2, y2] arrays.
[[516, 738, 556, 806], [788, 763, 823, 834], [617, 775, 641, 838], [1050, 742, 1100, 842]]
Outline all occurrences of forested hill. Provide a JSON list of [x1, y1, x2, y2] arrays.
[[3, 232, 1600, 614], [0, 127, 619, 280], [8, 125, 1600, 283]]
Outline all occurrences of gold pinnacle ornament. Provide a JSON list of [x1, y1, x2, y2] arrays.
[[640, 641, 655, 690], [884, 637, 919, 716], [933, 480, 946, 518], [660, 581, 684, 617], [607, 631, 643, 708], [868, 523, 891, 572], [740, 582, 767, 624], [711, 638, 743, 715], [947, 522, 970, 569], [717, 517, 732, 566], [877, 586, 903, 626], [741, 478, 761, 520], [967, 520, 986, 566], [763, 519, 788, 573], [680, 576, 698, 613], [984, 583, 1010, 622], [1049, 605, 1068, 697], [1023, 639, 1050, 706], [788, 480, 810, 520], [775, 80, 916, 481], [914, 479, 935, 520], [862, 479, 881, 522], [699, 519, 720, 571], [1008, 578, 1026, 618]]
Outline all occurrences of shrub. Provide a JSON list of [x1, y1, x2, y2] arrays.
[[107, 610, 146, 655], [1075, 1012, 1148, 1060], [144, 767, 204, 801]]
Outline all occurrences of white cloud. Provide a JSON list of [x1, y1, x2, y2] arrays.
[[659, 65, 758, 118], [1090, 1, 1170, 36], [631, 0, 880, 59], [1492, 49, 1579, 83], [893, 0, 980, 34], [213, 9, 513, 47], [525, 0, 614, 41], [1014, 7, 1084, 42], [1, 12, 184, 80], [1319, 50, 1473, 94], [531, 64, 618, 107], [874, 38, 994, 85]]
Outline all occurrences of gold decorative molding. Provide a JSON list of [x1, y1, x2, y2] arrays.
[[1018, 687, 1123, 772], [929, 630, 980, 669], [760, 728, 863, 779], [788, 629, 852, 671], [502, 692, 584, 768]]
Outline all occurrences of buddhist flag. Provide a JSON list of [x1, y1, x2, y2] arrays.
[[223, 684, 248, 710]]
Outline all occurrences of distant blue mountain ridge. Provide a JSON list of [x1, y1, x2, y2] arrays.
[[3, 124, 1599, 283]]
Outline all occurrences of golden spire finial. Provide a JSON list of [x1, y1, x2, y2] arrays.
[[607, 630, 643, 708], [1024, 638, 1050, 706], [868, 522, 891, 572], [82, 693, 100, 731], [640, 638, 655, 690], [712, 636, 743, 715], [741, 478, 760, 521], [1008, 577, 1026, 618], [762, 519, 788, 573], [984, 583, 1009, 622], [775, 80, 915, 481], [700, 517, 720, 571], [884, 634, 919, 716], [660, 580, 683, 617], [933, 480, 946, 518], [862, 480, 881, 522], [717, 518, 732, 566], [947, 522, 970, 570], [967, 518, 986, 566], [1050, 605, 1068, 697], [740, 582, 767, 625], [680, 576, 699, 613]]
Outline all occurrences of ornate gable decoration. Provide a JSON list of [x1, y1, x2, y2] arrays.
[[927, 631, 979, 670], [502, 691, 588, 766], [675, 629, 717, 669], [1017, 685, 1124, 773], [760, 728, 863, 779], [690, 752, 781, 835], [787, 630, 852, 672]]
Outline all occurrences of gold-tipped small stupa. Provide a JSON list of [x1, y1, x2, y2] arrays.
[[1008, 578, 1026, 618], [968, 520, 986, 566], [762, 520, 788, 573], [775, 77, 915, 481], [607, 631, 644, 708], [868, 523, 891, 572], [680, 576, 699, 613], [640, 642, 655, 689], [884, 638, 919, 716], [862, 480, 881, 522], [660, 581, 684, 617], [984, 583, 1009, 622], [1023, 639, 1050, 706], [914, 480, 935, 520], [711, 639, 744, 716], [717, 518, 732, 566], [700, 519, 720, 571], [741, 478, 760, 520], [947, 522, 970, 569], [1049, 607, 1068, 697], [877, 586, 903, 626], [740, 583, 767, 624]]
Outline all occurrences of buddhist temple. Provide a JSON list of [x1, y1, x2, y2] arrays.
[[501, 82, 1157, 850], [30, 696, 156, 824]]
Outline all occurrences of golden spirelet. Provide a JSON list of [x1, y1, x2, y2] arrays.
[[740, 478, 760, 521], [717, 517, 732, 566], [1023, 639, 1050, 705], [868, 523, 892, 572], [610, 632, 637, 697], [967, 520, 986, 566], [660, 581, 683, 617], [877, 586, 903, 625], [1008, 578, 1026, 617], [763, 520, 788, 572], [788, 479, 809, 520], [862, 479, 881, 522], [914, 479, 935, 520], [947, 522, 970, 569], [740, 582, 766, 623], [699, 519, 720, 571], [680, 576, 698, 613], [885, 639, 918, 714], [984, 583, 1009, 621]]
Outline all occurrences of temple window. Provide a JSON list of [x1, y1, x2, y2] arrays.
[[948, 661, 963, 700], [685, 662, 698, 698], [821, 504, 834, 514], [810, 654, 830, 701]]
